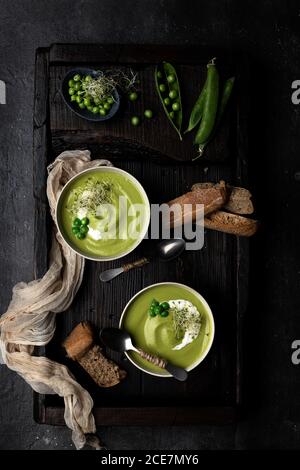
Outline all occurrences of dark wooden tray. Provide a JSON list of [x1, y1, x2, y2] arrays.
[[33, 44, 249, 426]]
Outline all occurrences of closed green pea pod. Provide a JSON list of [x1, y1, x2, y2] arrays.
[[194, 58, 219, 145], [185, 78, 208, 134]]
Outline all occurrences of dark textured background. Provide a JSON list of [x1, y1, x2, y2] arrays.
[[1, 0, 300, 450]]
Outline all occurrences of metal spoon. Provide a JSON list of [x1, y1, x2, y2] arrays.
[[99, 239, 186, 283], [100, 327, 188, 382]]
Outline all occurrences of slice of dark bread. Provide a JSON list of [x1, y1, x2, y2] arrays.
[[79, 345, 126, 388]]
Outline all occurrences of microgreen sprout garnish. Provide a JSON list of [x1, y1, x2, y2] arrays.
[[68, 178, 113, 218]]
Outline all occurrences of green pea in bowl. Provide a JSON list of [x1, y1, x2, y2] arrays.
[[56, 167, 150, 261]]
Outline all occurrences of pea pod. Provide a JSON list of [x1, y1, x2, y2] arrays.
[[194, 58, 219, 145], [155, 62, 182, 140], [193, 76, 235, 160], [185, 78, 208, 133]]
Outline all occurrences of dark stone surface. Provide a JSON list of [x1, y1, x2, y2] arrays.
[[0, 0, 300, 450]]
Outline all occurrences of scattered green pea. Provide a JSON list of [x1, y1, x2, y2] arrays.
[[68, 88, 75, 95], [76, 232, 85, 240], [85, 75, 92, 82], [164, 97, 171, 106], [151, 299, 159, 307], [159, 83, 166, 93], [131, 116, 140, 126], [72, 226, 79, 234], [167, 74, 176, 84], [68, 79, 75, 88], [70, 94, 77, 102], [73, 74, 81, 82], [107, 97, 114, 104], [129, 91, 138, 101], [104, 102, 111, 110], [83, 97, 91, 107], [169, 89, 178, 99], [92, 106, 99, 114], [144, 109, 153, 119], [99, 108, 107, 116], [79, 102, 85, 109], [172, 102, 180, 111], [76, 95, 82, 103], [81, 217, 89, 226]]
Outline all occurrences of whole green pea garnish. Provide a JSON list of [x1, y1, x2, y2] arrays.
[[160, 310, 169, 317], [76, 95, 82, 103], [129, 91, 138, 101], [104, 102, 111, 110], [70, 94, 77, 102], [76, 232, 85, 240], [154, 305, 163, 316], [107, 97, 114, 104], [169, 111, 175, 119], [79, 102, 85, 109], [73, 74, 81, 82], [160, 301, 170, 310], [74, 82, 81, 91], [81, 217, 89, 226], [131, 116, 140, 126], [68, 79, 75, 88], [99, 108, 107, 116], [73, 218, 81, 226], [149, 309, 157, 317], [68, 88, 75, 95], [80, 225, 89, 235], [144, 109, 153, 119], [159, 83, 166, 93], [92, 106, 99, 114], [169, 89, 178, 99], [83, 97, 91, 107], [167, 74, 175, 84], [172, 102, 180, 111], [94, 97, 101, 105], [151, 299, 159, 307], [85, 75, 92, 82], [72, 226, 79, 234], [157, 70, 163, 79], [87, 105, 94, 112], [164, 97, 171, 106]]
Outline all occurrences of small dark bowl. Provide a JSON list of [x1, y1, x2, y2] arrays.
[[61, 67, 120, 122]]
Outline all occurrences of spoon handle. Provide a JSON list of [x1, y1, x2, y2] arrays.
[[122, 257, 150, 272], [137, 348, 166, 368], [137, 348, 188, 381]]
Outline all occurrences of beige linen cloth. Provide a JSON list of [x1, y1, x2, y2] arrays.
[[0, 150, 112, 449]]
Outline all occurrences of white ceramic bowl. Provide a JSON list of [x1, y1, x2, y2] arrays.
[[119, 282, 215, 377], [56, 166, 150, 261]]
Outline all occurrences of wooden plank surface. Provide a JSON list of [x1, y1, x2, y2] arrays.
[[34, 44, 248, 425]]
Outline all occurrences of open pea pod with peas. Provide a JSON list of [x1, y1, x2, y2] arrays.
[[155, 62, 183, 140]]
